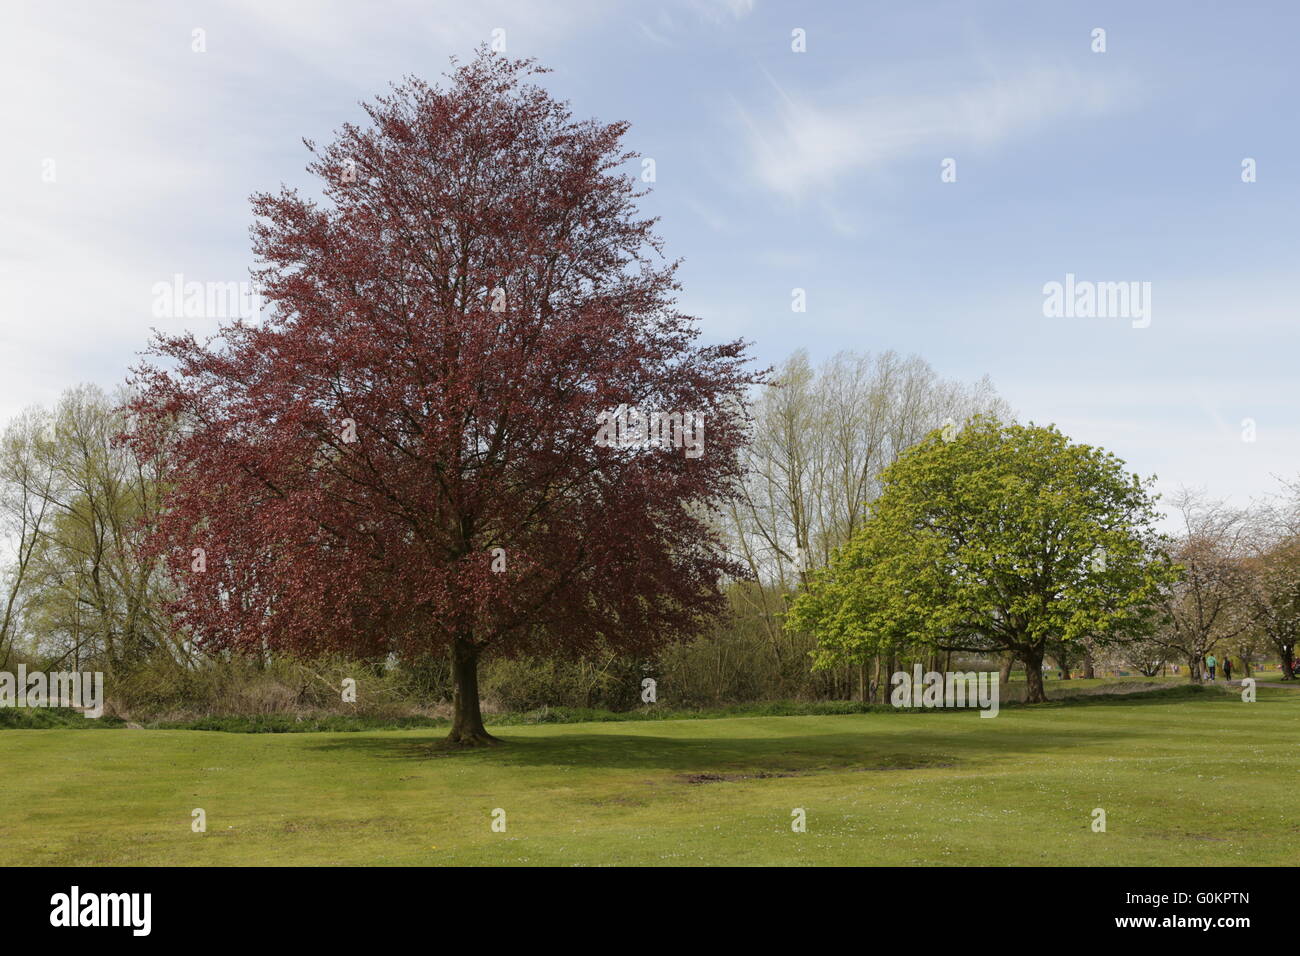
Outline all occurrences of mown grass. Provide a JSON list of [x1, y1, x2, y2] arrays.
[[0, 682, 1296, 866], [0, 680, 1219, 733]]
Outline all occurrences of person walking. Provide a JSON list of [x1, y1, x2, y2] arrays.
[[1206, 653, 1217, 681], [1222, 656, 1233, 681]]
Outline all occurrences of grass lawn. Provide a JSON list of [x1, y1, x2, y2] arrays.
[[2, 685, 1297, 866]]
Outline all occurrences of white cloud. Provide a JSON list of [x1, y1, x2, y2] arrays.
[[0, 1, 610, 423], [689, 0, 755, 22], [737, 66, 1133, 200]]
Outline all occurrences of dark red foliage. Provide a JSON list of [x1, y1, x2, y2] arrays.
[[126, 51, 763, 683]]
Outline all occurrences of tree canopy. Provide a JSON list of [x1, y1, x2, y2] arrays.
[[125, 51, 763, 744], [788, 417, 1179, 702]]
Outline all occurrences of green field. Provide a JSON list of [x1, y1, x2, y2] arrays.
[[2, 685, 1298, 866]]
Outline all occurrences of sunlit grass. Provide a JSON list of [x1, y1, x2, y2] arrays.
[[1, 685, 1295, 865]]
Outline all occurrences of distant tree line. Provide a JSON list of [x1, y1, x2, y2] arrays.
[[2, 357, 1296, 720]]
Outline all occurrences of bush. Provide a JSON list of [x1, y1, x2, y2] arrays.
[[104, 653, 438, 722], [482, 653, 642, 712]]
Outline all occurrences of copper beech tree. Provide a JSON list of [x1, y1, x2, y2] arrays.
[[125, 52, 762, 746]]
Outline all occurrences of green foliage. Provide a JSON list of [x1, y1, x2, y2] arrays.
[[0, 707, 126, 729], [146, 714, 449, 733], [789, 417, 1180, 671]]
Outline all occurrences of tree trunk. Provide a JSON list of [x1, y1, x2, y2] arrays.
[[998, 651, 1014, 688], [1082, 649, 1095, 680], [1020, 644, 1048, 703], [446, 638, 500, 747], [1186, 654, 1203, 683]]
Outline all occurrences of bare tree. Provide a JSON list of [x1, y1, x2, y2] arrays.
[[0, 410, 58, 668], [1152, 490, 1253, 682], [1240, 495, 1300, 680], [0, 386, 179, 674]]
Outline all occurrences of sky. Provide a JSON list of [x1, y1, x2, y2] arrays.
[[2, 0, 1297, 527]]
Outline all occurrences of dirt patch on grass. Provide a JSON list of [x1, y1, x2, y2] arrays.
[[849, 761, 956, 772], [679, 756, 955, 784], [679, 770, 803, 784]]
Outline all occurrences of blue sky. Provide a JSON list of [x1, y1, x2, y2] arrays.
[[2, 0, 1297, 525]]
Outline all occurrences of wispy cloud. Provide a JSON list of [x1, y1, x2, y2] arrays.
[[736, 65, 1134, 200], [638, 0, 753, 45], [689, 0, 755, 23]]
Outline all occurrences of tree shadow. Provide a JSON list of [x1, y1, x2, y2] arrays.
[[300, 721, 1146, 775]]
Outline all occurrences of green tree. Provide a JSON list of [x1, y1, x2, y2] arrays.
[[788, 418, 1178, 703]]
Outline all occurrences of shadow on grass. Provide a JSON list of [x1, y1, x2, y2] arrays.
[[295, 683, 1281, 776], [299, 720, 1150, 776], [1025, 685, 1236, 708]]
